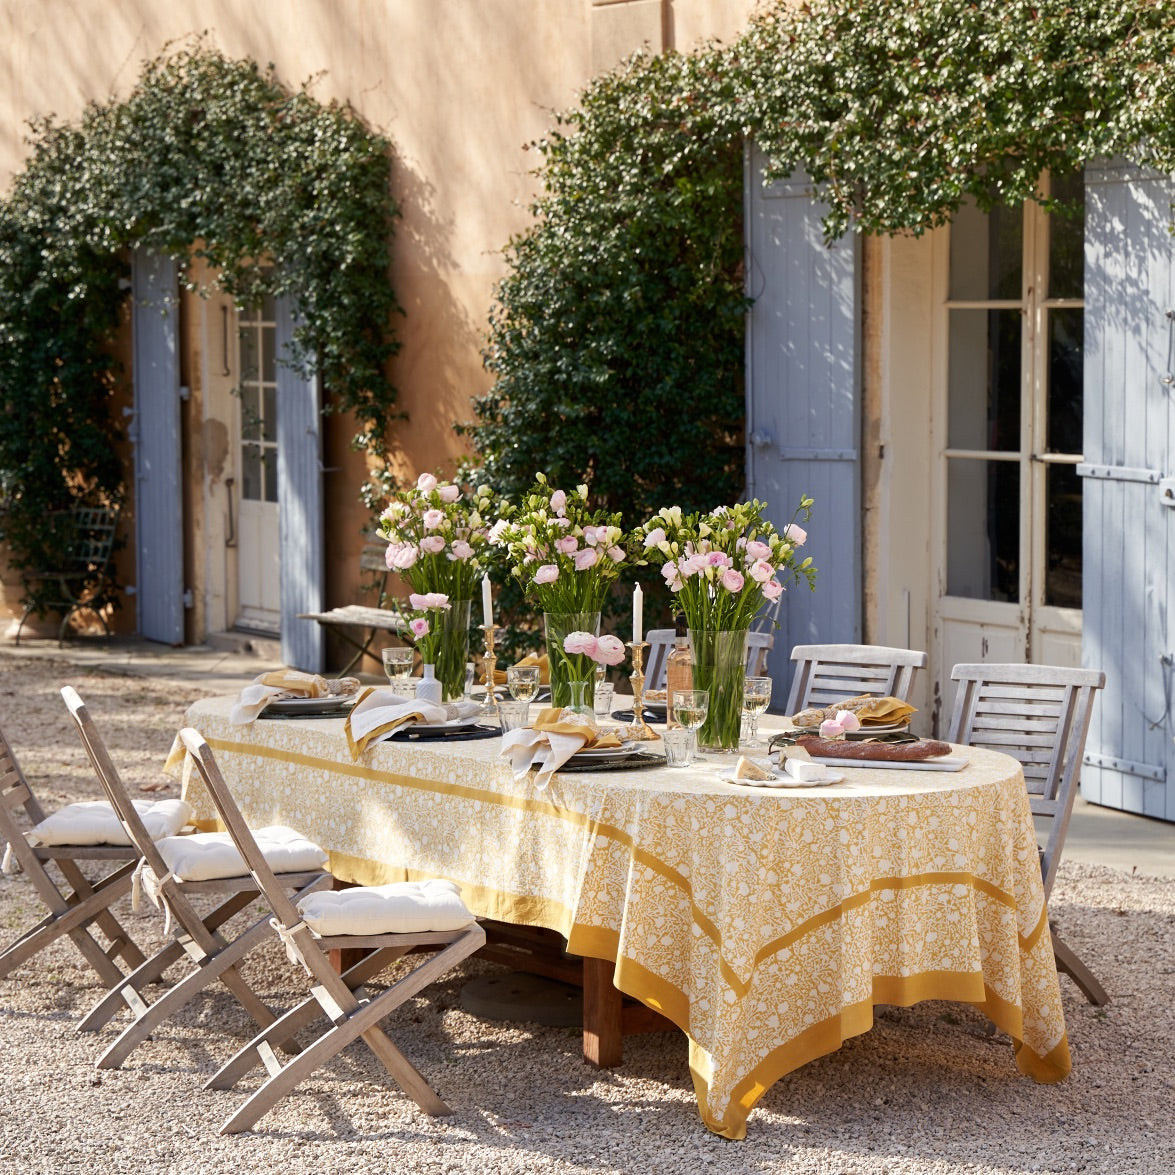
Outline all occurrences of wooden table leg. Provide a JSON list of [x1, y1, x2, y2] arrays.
[[582, 954, 624, 1067]]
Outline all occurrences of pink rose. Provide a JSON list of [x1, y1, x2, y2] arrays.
[[594, 635, 626, 665], [550, 489, 567, 514], [534, 564, 559, 585], [721, 568, 745, 592], [745, 540, 772, 561], [761, 578, 784, 600], [422, 509, 445, 530], [748, 559, 775, 583], [437, 484, 460, 503], [555, 536, 579, 555], [416, 473, 438, 493], [391, 545, 419, 569], [419, 535, 446, 554], [408, 617, 430, 639], [563, 632, 599, 657], [784, 524, 807, 546], [451, 540, 474, 560], [573, 547, 599, 571]]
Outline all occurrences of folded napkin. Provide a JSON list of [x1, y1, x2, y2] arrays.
[[791, 694, 916, 728], [491, 652, 550, 687], [344, 687, 482, 758], [499, 706, 624, 789], [230, 668, 331, 724]]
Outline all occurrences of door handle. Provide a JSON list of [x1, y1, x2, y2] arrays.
[[749, 430, 774, 448]]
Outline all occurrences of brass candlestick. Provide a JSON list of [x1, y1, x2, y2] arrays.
[[479, 624, 501, 720], [625, 641, 658, 742]]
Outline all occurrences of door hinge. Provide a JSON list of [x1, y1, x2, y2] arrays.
[[182, 589, 194, 609]]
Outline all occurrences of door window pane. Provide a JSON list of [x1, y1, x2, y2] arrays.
[[948, 310, 1022, 450], [1047, 307, 1083, 453], [240, 386, 260, 441], [947, 459, 1019, 602], [262, 450, 278, 503], [1048, 171, 1085, 300], [242, 444, 262, 501], [1045, 464, 1082, 608], [949, 199, 1023, 300]]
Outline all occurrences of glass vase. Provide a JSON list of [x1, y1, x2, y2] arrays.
[[688, 628, 748, 753], [436, 598, 472, 702], [566, 679, 594, 719], [543, 611, 601, 709]]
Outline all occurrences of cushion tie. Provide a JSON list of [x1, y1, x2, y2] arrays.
[[1, 841, 16, 875], [270, 918, 315, 975], [133, 859, 178, 936]]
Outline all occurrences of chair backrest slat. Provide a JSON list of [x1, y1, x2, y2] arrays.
[[177, 729, 303, 929], [60, 687, 170, 877], [947, 662, 1104, 897], [786, 644, 928, 714]]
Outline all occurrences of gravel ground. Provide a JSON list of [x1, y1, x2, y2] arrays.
[[1, 652, 1173, 1175]]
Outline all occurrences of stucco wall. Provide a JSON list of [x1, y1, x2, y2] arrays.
[[0, 0, 756, 639]]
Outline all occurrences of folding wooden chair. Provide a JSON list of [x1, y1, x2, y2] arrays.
[[947, 662, 1108, 1005], [0, 720, 146, 989], [785, 643, 928, 713], [61, 687, 331, 1069], [177, 727, 487, 1135]]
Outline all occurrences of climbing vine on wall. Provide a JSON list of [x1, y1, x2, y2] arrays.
[[0, 41, 400, 608]]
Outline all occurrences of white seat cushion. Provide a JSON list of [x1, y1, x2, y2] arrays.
[[154, 825, 327, 882], [27, 798, 192, 848], [296, 878, 475, 936]]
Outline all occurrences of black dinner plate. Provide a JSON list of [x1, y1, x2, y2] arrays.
[[388, 723, 500, 742], [549, 750, 667, 772]]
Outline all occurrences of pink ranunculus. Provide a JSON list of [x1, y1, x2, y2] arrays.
[[706, 551, 731, 568], [550, 489, 567, 514], [563, 631, 599, 657], [573, 547, 599, 571], [410, 592, 449, 610], [437, 483, 460, 503], [748, 558, 775, 583], [678, 554, 706, 577], [784, 523, 807, 546], [745, 539, 772, 561], [416, 473, 438, 493], [384, 543, 402, 570], [555, 535, 579, 555], [594, 634, 626, 666], [721, 568, 745, 593], [409, 617, 430, 639], [534, 564, 559, 585], [392, 545, 419, 569], [419, 535, 446, 554], [451, 540, 474, 560], [607, 545, 625, 562], [422, 508, 445, 530], [581, 525, 600, 547], [761, 578, 784, 600]]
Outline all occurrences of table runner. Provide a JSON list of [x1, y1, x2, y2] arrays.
[[168, 697, 1070, 1139]]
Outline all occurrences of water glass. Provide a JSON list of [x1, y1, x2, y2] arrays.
[[464, 662, 477, 698], [662, 727, 693, 768], [382, 646, 414, 682], [742, 675, 772, 748], [498, 699, 531, 733], [507, 665, 541, 702]]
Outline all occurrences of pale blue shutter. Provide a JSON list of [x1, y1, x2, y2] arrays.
[[1081, 159, 1175, 822], [275, 296, 325, 672], [744, 148, 860, 699], [131, 250, 184, 645]]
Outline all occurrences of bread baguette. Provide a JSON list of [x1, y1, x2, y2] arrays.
[[794, 735, 952, 761]]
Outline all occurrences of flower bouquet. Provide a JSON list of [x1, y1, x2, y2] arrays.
[[635, 496, 816, 751], [491, 473, 633, 706], [379, 474, 495, 700]]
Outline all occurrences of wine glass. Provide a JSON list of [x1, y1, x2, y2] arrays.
[[506, 665, 541, 703], [741, 676, 772, 748], [382, 646, 414, 681], [671, 688, 709, 765]]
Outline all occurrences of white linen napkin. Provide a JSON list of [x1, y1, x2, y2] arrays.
[[345, 688, 482, 758], [499, 725, 592, 790]]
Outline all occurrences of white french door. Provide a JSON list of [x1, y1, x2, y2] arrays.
[[934, 173, 1085, 720], [234, 295, 281, 633]]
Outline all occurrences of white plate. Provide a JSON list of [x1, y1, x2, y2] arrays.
[[718, 764, 844, 788], [792, 720, 910, 735], [265, 694, 355, 715], [402, 718, 482, 732], [572, 741, 641, 760]]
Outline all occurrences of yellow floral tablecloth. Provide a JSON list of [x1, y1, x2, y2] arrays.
[[168, 697, 1070, 1139]]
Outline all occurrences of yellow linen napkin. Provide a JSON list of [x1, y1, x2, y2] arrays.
[[344, 687, 482, 758], [499, 706, 624, 789], [791, 695, 916, 728], [490, 652, 550, 687], [230, 669, 331, 724]]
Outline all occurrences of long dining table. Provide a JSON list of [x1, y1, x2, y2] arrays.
[[168, 697, 1071, 1140]]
